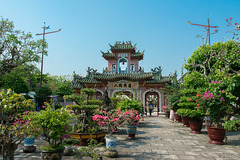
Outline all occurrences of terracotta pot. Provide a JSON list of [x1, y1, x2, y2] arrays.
[[208, 127, 226, 145], [182, 117, 190, 127], [189, 120, 202, 134], [175, 114, 182, 123]]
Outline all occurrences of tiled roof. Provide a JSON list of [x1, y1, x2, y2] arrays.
[[110, 41, 136, 51], [145, 77, 172, 84], [93, 72, 153, 81]]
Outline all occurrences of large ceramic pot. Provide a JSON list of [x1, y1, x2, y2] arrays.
[[125, 126, 138, 140], [105, 136, 117, 149], [175, 114, 182, 123], [182, 117, 190, 127], [23, 136, 36, 153], [189, 120, 202, 134], [70, 132, 106, 146], [208, 127, 226, 145], [40, 148, 64, 160]]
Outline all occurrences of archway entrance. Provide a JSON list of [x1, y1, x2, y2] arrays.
[[145, 91, 159, 116]]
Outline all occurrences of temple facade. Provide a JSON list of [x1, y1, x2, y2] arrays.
[[70, 41, 177, 115]]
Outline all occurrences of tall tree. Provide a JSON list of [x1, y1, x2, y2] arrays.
[[0, 17, 46, 77]]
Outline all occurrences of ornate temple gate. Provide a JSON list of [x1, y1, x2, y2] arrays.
[[70, 41, 176, 117]]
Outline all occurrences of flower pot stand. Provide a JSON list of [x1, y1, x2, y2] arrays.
[[208, 127, 226, 145], [125, 126, 137, 140]]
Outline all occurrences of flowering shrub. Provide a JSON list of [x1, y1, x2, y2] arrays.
[[200, 80, 229, 127], [92, 108, 124, 136], [122, 109, 140, 126], [0, 89, 35, 159], [25, 99, 73, 151]]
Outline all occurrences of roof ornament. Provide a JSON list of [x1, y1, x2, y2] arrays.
[[73, 71, 81, 82], [109, 43, 113, 47], [151, 66, 162, 79], [126, 41, 131, 45], [86, 67, 97, 77], [133, 43, 137, 48]]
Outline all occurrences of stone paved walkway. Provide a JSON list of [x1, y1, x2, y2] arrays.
[[8, 115, 240, 160]]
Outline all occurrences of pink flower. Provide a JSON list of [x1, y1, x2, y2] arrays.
[[220, 97, 225, 102], [42, 106, 46, 108], [48, 129, 51, 132]]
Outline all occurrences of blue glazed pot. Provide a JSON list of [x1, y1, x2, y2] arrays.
[[105, 137, 116, 149], [24, 136, 35, 146], [125, 126, 138, 140]]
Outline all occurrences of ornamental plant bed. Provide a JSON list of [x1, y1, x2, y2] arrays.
[[70, 132, 106, 146]]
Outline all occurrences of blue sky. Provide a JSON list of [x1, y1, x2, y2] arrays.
[[1, 0, 239, 79]]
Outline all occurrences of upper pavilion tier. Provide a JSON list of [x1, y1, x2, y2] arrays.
[[101, 41, 144, 60]]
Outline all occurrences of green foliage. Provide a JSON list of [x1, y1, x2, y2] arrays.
[[110, 96, 123, 108], [75, 139, 104, 160], [66, 105, 99, 111], [176, 108, 192, 117], [40, 143, 65, 152], [28, 101, 72, 150], [178, 102, 197, 109], [50, 75, 73, 96], [162, 76, 182, 111], [82, 100, 103, 106], [73, 119, 100, 133], [0, 17, 45, 76], [35, 85, 52, 107], [0, 89, 35, 116], [188, 109, 205, 121], [185, 40, 240, 75], [64, 94, 83, 106], [117, 98, 142, 114], [223, 119, 240, 131], [62, 138, 81, 146], [183, 71, 207, 89], [1, 72, 29, 93], [0, 89, 35, 159]]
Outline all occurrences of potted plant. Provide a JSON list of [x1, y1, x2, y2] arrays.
[[64, 88, 105, 146], [176, 108, 191, 127], [188, 108, 205, 134], [122, 109, 140, 140], [0, 89, 35, 160], [27, 100, 72, 160], [162, 106, 170, 118], [92, 108, 123, 158], [201, 79, 230, 145]]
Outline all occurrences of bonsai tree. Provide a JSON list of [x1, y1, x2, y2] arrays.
[[64, 88, 102, 134], [0, 89, 35, 160]]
